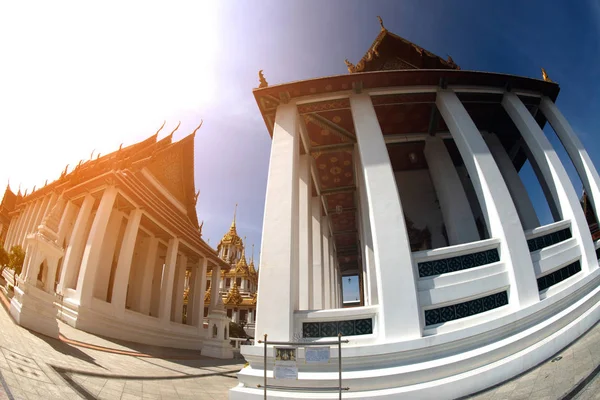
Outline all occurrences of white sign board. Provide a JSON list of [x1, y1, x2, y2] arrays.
[[305, 347, 330, 364], [274, 364, 299, 380]]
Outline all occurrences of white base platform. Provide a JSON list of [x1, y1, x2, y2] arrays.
[[230, 270, 600, 399], [201, 338, 234, 359], [10, 282, 59, 339], [55, 295, 205, 350]]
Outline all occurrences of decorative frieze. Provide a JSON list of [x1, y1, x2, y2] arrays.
[[302, 318, 373, 338], [536, 260, 581, 291], [527, 228, 571, 252], [424, 291, 508, 326], [418, 248, 500, 278]]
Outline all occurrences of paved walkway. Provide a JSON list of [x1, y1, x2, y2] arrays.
[[0, 295, 244, 400], [0, 289, 597, 399], [465, 321, 600, 400]]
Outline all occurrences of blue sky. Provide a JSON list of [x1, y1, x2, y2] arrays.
[[1, 1, 599, 303]]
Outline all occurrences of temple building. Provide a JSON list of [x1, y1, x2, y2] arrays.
[[0, 186, 18, 244], [231, 18, 600, 399], [1, 125, 234, 358], [204, 207, 258, 336]]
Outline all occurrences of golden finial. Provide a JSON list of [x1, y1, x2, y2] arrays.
[[194, 190, 200, 206], [191, 119, 203, 136], [344, 59, 356, 73], [541, 68, 553, 83], [258, 70, 268, 88], [447, 55, 455, 65], [169, 121, 181, 137], [377, 16, 386, 31], [97, 153, 101, 159], [231, 203, 238, 229], [44, 179, 47, 187], [32, 185, 36, 192], [118, 143, 123, 151], [155, 120, 166, 136], [89, 149, 95, 160]]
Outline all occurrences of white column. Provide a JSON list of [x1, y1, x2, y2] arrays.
[[209, 265, 221, 309], [76, 186, 118, 307], [33, 194, 52, 230], [540, 97, 600, 236], [193, 257, 208, 328], [350, 93, 422, 340], [311, 197, 324, 309], [173, 254, 187, 323], [57, 194, 94, 293], [17, 202, 36, 247], [424, 136, 480, 244], [437, 90, 539, 307], [111, 209, 142, 314], [329, 247, 335, 308], [22, 200, 43, 245], [298, 154, 313, 310], [355, 150, 378, 306], [159, 238, 179, 324], [139, 236, 159, 315], [57, 201, 77, 244], [484, 133, 540, 230], [503, 93, 598, 273], [322, 230, 331, 309], [255, 103, 299, 342], [4, 216, 18, 250]]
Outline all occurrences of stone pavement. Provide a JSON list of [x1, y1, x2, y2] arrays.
[[0, 296, 245, 400], [0, 291, 598, 400], [465, 320, 600, 400]]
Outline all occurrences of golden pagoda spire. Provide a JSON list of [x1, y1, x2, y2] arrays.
[[541, 68, 553, 83], [231, 203, 238, 230]]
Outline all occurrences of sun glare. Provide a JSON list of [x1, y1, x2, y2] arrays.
[[0, 1, 221, 193]]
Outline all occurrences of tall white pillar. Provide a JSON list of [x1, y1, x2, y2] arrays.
[[424, 136, 480, 244], [350, 93, 422, 340], [111, 209, 142, 314], [209, 265, 221, 310], [503, 93, 598, 273], [311, 197, 324, 309], [22, 200, 44, 246], [193, 257, 208, 328], [173, 254, 187, 323], [17, 202, 36, 247], [139, 236, 159, 315], [298, 154, 313, 310], [57, 201, 77, 245], [159, 238, 179, 325], [484, 133, 540, 230], [437, 90, 539, 308], [57, 195, 94, 293], [255, 103, 300, 342], [33, 194, 52, 231], [540, 97, 600, 238], [76, 186, 118, 307], [4, 215, 18, 250], [355, 151, 378, 306], [322, 230, 331, 309]]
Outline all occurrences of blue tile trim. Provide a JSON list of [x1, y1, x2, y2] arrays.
[[418, 248, 500, 277], [302, 318, 373, 338], [537, 260, 581, 291], [527, 228, 572, 252], [424, 291, 508, 326]]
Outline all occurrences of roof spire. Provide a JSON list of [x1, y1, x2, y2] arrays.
[[231, 203, 238, 230], [258, 70, 268, 88], [168, 121, 181, 138], [155, 120, 166, 136], [541, 68, 553, 83], [377, 16, 386, 31], [251, 244, 255, 263], [191, 120, 203, 136]]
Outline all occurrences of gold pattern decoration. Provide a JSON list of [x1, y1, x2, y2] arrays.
[[204, 288, 211, 303], [332, 116, 342, 123], [343, 160, 350, 166], [344, 172, 352, 178], [345, 59, 356, 73], [320, 130, 330, 136], [224, 282, 243, 306], [319, 164, 327, 170], [330, 166, 342, 175], [183, 287, 190, 305], [541, 68, 553, 82], [330, 157, 338, 163], [334, 177, 341, 183], [258, 70, 268, 88], [325, 84, 332, 91]]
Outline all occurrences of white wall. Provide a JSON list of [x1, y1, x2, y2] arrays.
[[394, 169, 446, 249]]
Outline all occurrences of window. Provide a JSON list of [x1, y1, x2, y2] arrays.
[[236, 278, 242, 287], [227, 309, 233, 318], [226, 278, 231, 287]]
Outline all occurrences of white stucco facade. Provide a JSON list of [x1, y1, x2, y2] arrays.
[[231, 65, 600, 398]]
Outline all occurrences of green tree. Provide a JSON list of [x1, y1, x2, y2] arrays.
[[8, 245, 25, 287]]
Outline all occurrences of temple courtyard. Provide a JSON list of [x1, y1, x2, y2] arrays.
[[0, 286, 594, 400]]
